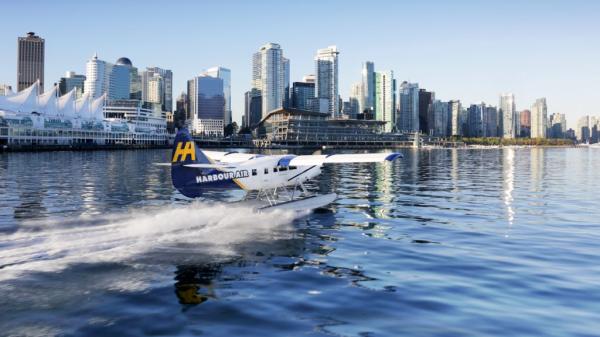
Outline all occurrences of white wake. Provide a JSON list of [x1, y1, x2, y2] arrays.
[[0, 201, 300, 282]]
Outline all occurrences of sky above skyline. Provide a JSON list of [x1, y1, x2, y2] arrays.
[[1, 0, 599, 128]]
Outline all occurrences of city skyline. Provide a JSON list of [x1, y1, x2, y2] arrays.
[[1, 1, 599, 128]]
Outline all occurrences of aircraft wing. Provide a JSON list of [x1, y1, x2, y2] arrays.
[[279, 152, 402, 167], [203, 150, 258, 163]]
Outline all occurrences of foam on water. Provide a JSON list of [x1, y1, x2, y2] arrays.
[[0, 201, 300, 282]]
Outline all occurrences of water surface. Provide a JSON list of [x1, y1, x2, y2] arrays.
[[0, 148, 599, 336]]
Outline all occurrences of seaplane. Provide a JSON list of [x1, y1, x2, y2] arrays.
[[158, 128, 402, 212]]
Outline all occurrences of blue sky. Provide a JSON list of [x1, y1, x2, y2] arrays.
[[1, 0, 599, 127]]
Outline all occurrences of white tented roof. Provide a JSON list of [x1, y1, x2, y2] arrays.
[[0, 81, 105, 121]]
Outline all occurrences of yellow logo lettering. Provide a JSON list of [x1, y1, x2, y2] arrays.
[[172, 142, 196, 162]]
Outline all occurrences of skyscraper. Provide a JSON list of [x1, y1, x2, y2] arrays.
[[483, 106, 499, 137], [418, 89, 434, 134], [84, 54, 131, 100], [398, 82, 419, 133], [520, 109, 531, 137], [430, 100, 449, 137], [143, 66, 173, 112], [360, 61, 375, 114], [252, 43, 288, 118], [187, 75, 225, 136], [549, 112, 566, 138], [58, 71, 86, 98], [499, 93, 516, 138], [205, 67, 231, 125], [374, 71, 396, 132], [530, 98, 547, 138], [291, 81, 315, 111], [17, 32, 45, 92], [315, 46, 340, 117], [348, 82, 361, 118], [467, 103, 485, 137]]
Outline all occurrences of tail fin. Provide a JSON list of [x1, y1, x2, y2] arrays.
[[171, 128, 211, 198]]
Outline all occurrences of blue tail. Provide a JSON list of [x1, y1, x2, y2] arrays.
[[171, 128, 212, 198]]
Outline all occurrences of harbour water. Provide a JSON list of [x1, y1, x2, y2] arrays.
[[0, 148, 599, 336]]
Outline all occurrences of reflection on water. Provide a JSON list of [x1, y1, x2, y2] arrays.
[[1, 148, 600, 337], [502, 148, 515, 229]]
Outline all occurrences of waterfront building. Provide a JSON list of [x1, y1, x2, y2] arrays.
[[448, 100, 462, 136], [142, 66, 173, 112], [204, 67, 231, 125], [374, 71, 396, 132], [254, 108, 394, 144], [530, 98, 547, 138], [549, 112, 567, 138], [0, 81, 167, 148], [58, 71, 86, 99], [360, 61, 375, 114], [429, 100, 449, 137], [84, 54, 131, 100], [418, 89, 434, 134], [252, 43, 289, 118], [499, 93, 516, 138], [398, 82, 419, 133], [17, 32, 44, 93], [483, 106, 498, 137], [315, 46, 340, 117], [291, 81, 315, 111], [0, 84, 13, 96], [187, 75, 225, 137], [520, 109, 531, 137]]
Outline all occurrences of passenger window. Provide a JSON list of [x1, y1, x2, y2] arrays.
[[279, 166, 288, 172], [264, 168, 268, 174], [252, 169, 257, 176], [289, 166, 297, 170], [273, 167, 278, 172]]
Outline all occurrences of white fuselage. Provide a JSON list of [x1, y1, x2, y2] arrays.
[[207, 155, 321, 191]]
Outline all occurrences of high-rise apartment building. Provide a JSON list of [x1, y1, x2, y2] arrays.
[[58, 71, 86, 98], [398, 82, 420, 133], [530, 98, 547, 138], [499, 93, 516, 138], [315, 46, 340, 117], [17, 32, 45, 92], [374, 71, 396, 132], [252, 43, 288, 118], [204, 67, 231, 125], [449, 100, 462, 136], [360, 61, 375, 114], [187, 75, 225, 136]]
